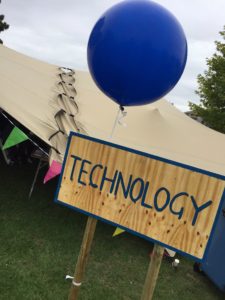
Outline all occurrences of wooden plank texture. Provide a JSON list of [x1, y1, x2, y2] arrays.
[[57, 133, 225, 260]]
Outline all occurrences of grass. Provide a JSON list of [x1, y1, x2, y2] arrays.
[[0, 156, 224, 300]]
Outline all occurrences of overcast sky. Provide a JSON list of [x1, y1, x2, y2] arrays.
[[1, 0, 224, 111]]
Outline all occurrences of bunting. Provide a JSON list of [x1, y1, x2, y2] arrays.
[[44, 160, 62, 183], [112, 227, 125, 237], [2, 126, 28, 150]]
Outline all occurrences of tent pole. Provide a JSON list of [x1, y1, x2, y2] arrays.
[[28, 159, 42, 199], [0, 139, 10, 165], [141, 244, 164, 300], [68, 216, 97, 300]]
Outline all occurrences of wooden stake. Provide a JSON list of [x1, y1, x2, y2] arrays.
[[68, 216, 97, 300], [141, 244, 164, 300]]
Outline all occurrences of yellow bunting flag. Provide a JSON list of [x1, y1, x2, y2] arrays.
[[112, 227, 125, 237]]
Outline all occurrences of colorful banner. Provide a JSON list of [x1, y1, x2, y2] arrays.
[[2, 127, 28, 150], [44, 160, 62, 183]]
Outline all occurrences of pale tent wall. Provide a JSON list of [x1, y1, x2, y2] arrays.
[[75, 73, 225, 175], [0, 45, 86, 163], [0, 45, 225, 177]]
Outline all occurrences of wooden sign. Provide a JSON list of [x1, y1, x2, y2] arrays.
[[55, 132, 225, 261]]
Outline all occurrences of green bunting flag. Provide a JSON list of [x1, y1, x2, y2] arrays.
[[2, 127, 29, 150]]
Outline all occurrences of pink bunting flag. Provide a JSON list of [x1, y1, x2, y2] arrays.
[[44, 160, 62, 184]]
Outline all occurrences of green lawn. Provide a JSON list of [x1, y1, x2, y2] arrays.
[[0, 156, 224, 300]]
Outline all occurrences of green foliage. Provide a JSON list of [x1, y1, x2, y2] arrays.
[[0, 0, 9, 44], [189, 26, 225, 133]]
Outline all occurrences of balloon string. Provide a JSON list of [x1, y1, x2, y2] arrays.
[[109, 106, 127, 139], [109, 107, 121, 139]]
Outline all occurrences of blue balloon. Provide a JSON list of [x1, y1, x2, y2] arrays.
[[87, 0, 188, 107]]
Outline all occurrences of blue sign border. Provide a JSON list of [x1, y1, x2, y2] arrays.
[[55, 132, 225, 262]]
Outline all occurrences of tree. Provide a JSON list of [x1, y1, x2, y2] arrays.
[[0, 0, 9, 44], [189, 26, 225, 133]]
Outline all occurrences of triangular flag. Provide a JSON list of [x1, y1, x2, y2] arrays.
[[44, 160, 62, 184], [2, 127, 29, 150], [165, 248, 176, 257], [112, 227, 125, 237]]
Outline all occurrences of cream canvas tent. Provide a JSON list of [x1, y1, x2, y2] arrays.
[[0, 44, 225, 177]]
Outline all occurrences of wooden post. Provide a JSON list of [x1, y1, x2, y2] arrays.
[[68, 216, 97, 300], [141, 244, 164, 300]]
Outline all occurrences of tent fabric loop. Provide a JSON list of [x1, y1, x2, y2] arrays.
[[59, 66, 74, 73], [48, 129, 65, 141], [57, 81, 77, 96], [58, 73, 75, 84], [57, 94, 79, 113], [50, 146, 61, 155], [48, 67, 83, 163], [54, 109, 67, 131]]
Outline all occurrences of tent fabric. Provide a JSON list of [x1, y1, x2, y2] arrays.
[[0, 44, 225, 176], [0, 45, 86, 163]]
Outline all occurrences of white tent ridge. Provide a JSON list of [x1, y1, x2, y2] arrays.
[[0, 45, 225, 177]]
